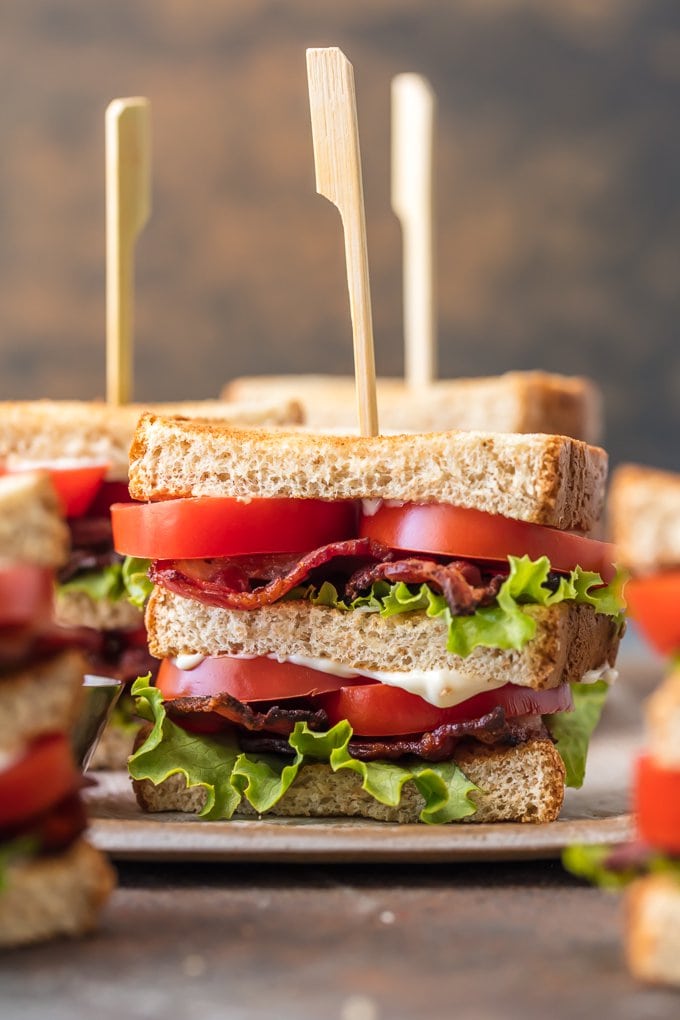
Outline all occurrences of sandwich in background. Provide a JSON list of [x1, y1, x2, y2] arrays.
[[609, 464, 680, 657], [564, 671, 680, 987], [0, 472, 114, 948], [112, 414, 624, 824], [223, 371, 603, 443], [0, 396, 303, 769]]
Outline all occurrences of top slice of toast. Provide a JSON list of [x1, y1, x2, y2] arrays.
[[129, 413, 608, 532]]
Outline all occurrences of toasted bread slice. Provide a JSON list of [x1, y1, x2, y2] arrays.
[[644, 671, 680, 769], [609, 464, 680, 573], [224, 371, 602, 443], [130, 414, 607, 531], [0, 839, 115, 949], [0, 649, 87, 756], [55, 588, 143, 632], [0, 398, 303, 481], [626, 875, 680, 986], [133, 735, 565, 824], [146, 591, 621, 691], [0, 473, 69, 567]]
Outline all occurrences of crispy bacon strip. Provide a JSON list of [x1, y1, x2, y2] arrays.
[[166, 691, 329, 736], [150, 538, 393, 610], [345, 558, 504, 615], [237, 708, 548, 763]]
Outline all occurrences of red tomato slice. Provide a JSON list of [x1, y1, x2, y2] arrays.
[[359, 503, 616, 581], [112, 497, 358, 559], [4, 461, 109, 518], [157, 655, 370, 702], [635, 754, 680, 854], [0, 734, 80, 830], [0, 565, 54, 629], [317, 681, 574, 736], [624, 572, 680, 656]]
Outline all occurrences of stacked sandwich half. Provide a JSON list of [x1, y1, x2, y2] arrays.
[[115, 415, 625, 824], [0, 473, 114, 948], [0, 397, 303, 767]]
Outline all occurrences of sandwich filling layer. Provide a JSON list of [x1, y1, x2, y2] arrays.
[[116, 494, 625, 823]]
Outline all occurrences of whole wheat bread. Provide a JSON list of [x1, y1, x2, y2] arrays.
[[129, 414, 607, 531], [609, 464, 680, 572], [56, 587, 143, 632], [0, 839, 115, 949], [0, 398, 303, 481], [0, 649, 86, 755], [146, 591, 621, 690], [626, 875, 680, 986], [224, 371, 602, 443], [0, 473, 69, 567], [133, 735, 565, 824]]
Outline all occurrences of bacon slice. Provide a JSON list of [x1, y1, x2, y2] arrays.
[[236, 709, 549, 762], [166, 691, 329, 736], [345, 558, 504, 615], [150, 538, 393, 610]]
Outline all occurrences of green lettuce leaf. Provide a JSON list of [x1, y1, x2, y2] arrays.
[[129, 679, 479, 824], [563, 844, 680, 889], [293, 556, 625, 659], [57, 556, 152, 608], [545, 679, 610, 788]]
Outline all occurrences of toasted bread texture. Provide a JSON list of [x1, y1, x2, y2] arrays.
[[146, 591, 621, 692], [89, 720, 137, 771], [644, 671, 680, 768], [224, 371, 602, 443], [0, 473, 69, 567], [132, 735, 566, 824], [0, 398, 303, 481], [55, 588, 143, 632], [626, 875, 680, 986], [0, 649, 86, 755], [130, 414, 607, 531], [0, 839, 115, 949], [609, 464, 680, 572]]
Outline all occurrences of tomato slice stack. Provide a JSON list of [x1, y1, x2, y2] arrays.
[[634, 754, 680, 854]]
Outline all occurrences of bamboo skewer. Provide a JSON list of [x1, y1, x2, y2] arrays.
[[391, 73, 436, 391], [105, 97, 151, 405], [306, 47, 379, 436]]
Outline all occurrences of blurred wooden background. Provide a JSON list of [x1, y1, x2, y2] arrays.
[[0, 1, 678, 468]]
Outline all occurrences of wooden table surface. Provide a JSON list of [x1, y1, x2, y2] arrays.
[[1, 648, 679, 1019]]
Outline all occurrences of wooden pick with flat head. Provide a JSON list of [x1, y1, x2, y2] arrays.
[[105, 97, 151, 405], [306, 47, 379, 436], [391, 73, 436, 391]]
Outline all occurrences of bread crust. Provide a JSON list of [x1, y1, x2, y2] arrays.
[[626, 874, 680, 986], [0, 473, 69, 567], [0, 398, 303, 481], [0, 649, 87, 755], [609, 463, 680, 572], [132, 736, 566, 824], [224, 371, 602, 443], [146, 590, 621, 691], [0, 839, 115, 949], [129, 413, 607, 531]]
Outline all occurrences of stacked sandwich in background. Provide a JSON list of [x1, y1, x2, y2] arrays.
[[113, 414, 625, 824], [609, 464, 680, 657], [0, 472, 114, 948], [0, 396, 303, 767], [224, 370, 602, 442], [565, 672, 680, 986]]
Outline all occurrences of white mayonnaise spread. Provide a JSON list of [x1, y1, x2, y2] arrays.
[[580, 662, 618, 686], [171, 652, 507, 708]]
